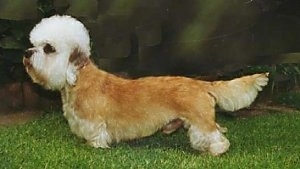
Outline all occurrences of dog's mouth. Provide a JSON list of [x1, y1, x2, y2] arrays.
[[23, 57, 32, 68]]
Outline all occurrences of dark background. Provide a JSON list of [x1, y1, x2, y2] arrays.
[[0, 0, 300, 79], [0, 0, 300, 118]]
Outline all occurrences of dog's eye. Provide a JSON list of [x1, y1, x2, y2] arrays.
[[43, 44, 56, 54]]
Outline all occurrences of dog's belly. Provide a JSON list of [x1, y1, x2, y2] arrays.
[[106, 112, 178, 142], [64, 102, 178, 143]]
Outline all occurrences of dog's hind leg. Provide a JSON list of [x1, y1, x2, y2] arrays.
[[185, 103, 230, 156], [188, 124, 230, 156]]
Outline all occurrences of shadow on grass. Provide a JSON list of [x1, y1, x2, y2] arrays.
[[109, 113, 236, 155]]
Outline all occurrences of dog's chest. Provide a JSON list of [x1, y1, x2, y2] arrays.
[[61, 89, 89, 138]]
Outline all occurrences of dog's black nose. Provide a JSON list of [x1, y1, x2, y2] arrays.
[[24, 49, 34, 58]]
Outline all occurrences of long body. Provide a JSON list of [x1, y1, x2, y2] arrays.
[[23, 15, 269, 156], [61, 61, 268, 155], [63, 62, 215, 141]]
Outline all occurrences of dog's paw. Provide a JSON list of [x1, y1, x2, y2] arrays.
[[87, 140, 111, 149], [208, 132, 230, 156]]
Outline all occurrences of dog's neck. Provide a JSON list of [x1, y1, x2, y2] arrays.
[[67, 61, 115, 88], [61, 61, 122, 111], [61, 62, 102, 105], [78, 61, 107, 77]]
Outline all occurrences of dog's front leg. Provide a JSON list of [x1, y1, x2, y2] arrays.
[[80, 121, 112, 149], [66, 114, 112, 148]]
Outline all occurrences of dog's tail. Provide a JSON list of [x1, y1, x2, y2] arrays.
[[209, 73, 269, 112]]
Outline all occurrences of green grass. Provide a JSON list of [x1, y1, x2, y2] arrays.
[[1, 112, 300, 169]]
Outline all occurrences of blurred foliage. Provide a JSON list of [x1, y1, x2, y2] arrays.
[[0, 0, 300, 93], [239, 63, 300, 93], [0, 0, 38, 20], [66, 0, 98, 18], [276, 91, 300, 109]]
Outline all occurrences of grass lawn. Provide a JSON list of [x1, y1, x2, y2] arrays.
[[0, 111, 299, 169]]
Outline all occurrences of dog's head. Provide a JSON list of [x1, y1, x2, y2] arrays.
[[23, 15, 91, 90]]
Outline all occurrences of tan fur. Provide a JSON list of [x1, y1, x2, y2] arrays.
[[24, 15, 269, 156], [23, 58, 49, 87], [60, 60, 268, 155], [25, 54, 268, 155]]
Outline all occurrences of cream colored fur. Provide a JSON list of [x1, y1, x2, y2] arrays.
[[210, 73, 269, 112], [23, 15, 269, 156]]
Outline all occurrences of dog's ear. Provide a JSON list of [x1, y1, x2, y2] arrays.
[[69, 48, 89, 68], [66, 48, 89, 85]]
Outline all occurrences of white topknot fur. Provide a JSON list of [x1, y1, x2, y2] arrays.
[[24, 15, 92, 90], [30, 15, 91, 57]]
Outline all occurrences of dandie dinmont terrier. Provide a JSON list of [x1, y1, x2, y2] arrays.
[[23, 15, 268, 156]]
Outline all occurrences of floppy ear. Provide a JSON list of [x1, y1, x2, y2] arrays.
[[66, 48, 89, 85]]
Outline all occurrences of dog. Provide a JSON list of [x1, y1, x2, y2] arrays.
[[23, 15, 268, 156]]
